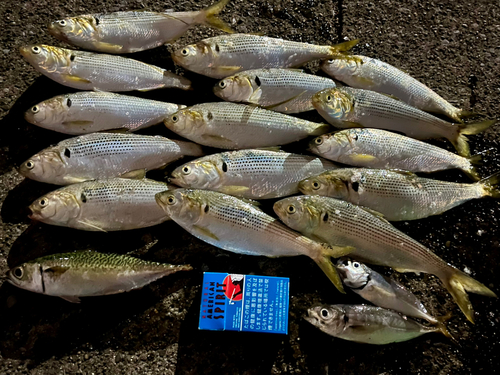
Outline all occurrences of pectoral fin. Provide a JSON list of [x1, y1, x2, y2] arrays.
[[218, 185, 250, 195], [44, 266, 70, 277], [216, 66, 242, 73], [77, 220, 108, 232], [342, 121, 363, 128], [354, 76, 375, 86], [93, 42, 124, 53], [62, 74, 92, 84], [60, 296, 81, 303], [192, 225, 219, 241], [201, 134, 237, 148], [263, 90, 308, 110], [349, 153, 378, 163], [120, 169, 146, 179]]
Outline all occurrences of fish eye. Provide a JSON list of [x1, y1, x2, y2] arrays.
[[327, 59, 334, 63], [320, 308, 330, 318], [13, 266, 24, 279], [31, 105, 40, 113], [314, 137, 324, 145], [286, 205, 296, 214], [25, 160, 35, 170], [326, 95, 332, 102], [171, 115, 179, 123], [218, 80, 226, 89], [31, 46, 41, 54], [58, 20, 67, 27], [181, 48, 189, 56], [312, 181, 320, 190], [353, 262, 360, 268], [182, 166, 191, 175], [166, 195, 176, 205], [39, 198, 48, 207]]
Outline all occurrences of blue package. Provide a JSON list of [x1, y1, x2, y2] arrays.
[[199, 272, 289, 335]]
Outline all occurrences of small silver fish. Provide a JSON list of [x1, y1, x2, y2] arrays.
[[336, 258, 447, 326], [20, 44, 191, 92], [169, 149, 337, 199], [19, 133, 204, 185], [308, 129, 480, 180], [312, 87, 494, 157], [213, 69, 336, 113], [164, 102, 330, 149], [29, 178, 172, 232], [298, 169, 500, 221], [8, 251, 192, 302], [273, 195, 497, 323], [24, 92, 185, 134], [305, 304, 451, 345], [322, 55, 466, 122], [172, 34, 358, 79], [48, 0, 233, 54], [155, 189, 353, 293]]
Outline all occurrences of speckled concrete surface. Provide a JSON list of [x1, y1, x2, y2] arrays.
[[0, 0, 499, 374]]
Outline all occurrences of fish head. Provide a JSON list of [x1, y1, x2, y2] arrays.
[[156, 189, 205, 224], [298, 174, 331, 197], [313, 169, 358, 199], [273, 196, 320, 233], [170, 157, 222, 189], [312, 88, 354, 122], [336, 258, 370, 289], [321, 56, 360, 80], [213, 75, 254, 102], [24, 95, 69, 126], [19, 148, 66, 183], [20, 44, 71, 73], [305, 305, 345, 335], [7, 262, 43, 294], [172, 43, 208, 71], [49, 16, 97, 44], [29, 189, 81, 225], [164, 108, 205, 137]]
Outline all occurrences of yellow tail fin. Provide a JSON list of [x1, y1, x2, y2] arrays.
[[479, 171, 500, 198], [314, 244, 354, 294], [202, 0, 234, 34], [463, 154, 481, 181], [451, 119, 495, 157]]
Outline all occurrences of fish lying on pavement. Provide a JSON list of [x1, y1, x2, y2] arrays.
[[321, 55, 467, 122], [48, 0, 233, 54], [308, 129, 481, 180], [24, 92, 185, 134], [169, 149, 337, 199], [8, 251, 192, 302], [305, 304, 452, 344], [312, 87, 494, 157], [336, 258, 449, 327], [213, 69, 337, 113], [20, 44, 191, 92], [19, 133, 204, 185], [29, 178, 172, 231], [155, 189, 353, 293], [164, 102, 330, 149], [273, 195, 497, 323], [298, 169, 500, 221], [172, 34, 359, 79]]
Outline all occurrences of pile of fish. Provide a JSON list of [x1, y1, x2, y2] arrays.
[[8, 0, 498, 346]]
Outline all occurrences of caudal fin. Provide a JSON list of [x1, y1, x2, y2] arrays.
[[314, 244, 354, 294], [441, 268, 497, 323], [450, 120, 495, 157], [479, 171, 500, 198], [463, 154, 481, 181], [201, 0, 234, 34], [433, 312, 458, 344]]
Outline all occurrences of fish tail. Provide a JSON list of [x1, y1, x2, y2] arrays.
[[314, 244, 354, 294], [329, 39, 359, 54], [433, 312, 458, 343], [450, 120, 495, 157], [458, 109, 480, 121], [201, 0, 235, 34], [163, 264, 193, 275], [463, 155, 481, 181], [441, 268, 497, 323], [479, 171, 500, 198]]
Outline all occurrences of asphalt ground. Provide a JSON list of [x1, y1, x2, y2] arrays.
[[0, 0, 499, 374]]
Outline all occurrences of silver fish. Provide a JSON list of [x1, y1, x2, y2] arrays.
[[19, 133, 204, 185], [213, 69, 336, 113], [164, 102, 329, 149], [169, 149, 337, 199], [308, 129, 480, 180], [20, 44, 191, 92], [312, 87, 494, 157], [305, 304, 451, 345], [322, 55, 466, 122], [336, 258, 447, 326], [273, 195, 497, 323], [29, 178, 172, 232], [298, 169, 500, 221], [48, 0, 233, 54], [172, 34, 358, 79], [8, 251, 191, 302], [155, 189, 353, 293], [24, 92, 185, 134]]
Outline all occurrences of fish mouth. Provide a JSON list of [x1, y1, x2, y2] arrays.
[[19, 46, 31, 58], [304, 310, 319, 325]]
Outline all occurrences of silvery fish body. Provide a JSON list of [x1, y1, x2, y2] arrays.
[[164, 102, 329, 149], [298, 168, 499, 221], [48, 0, 233, 54], [273, 195, 496, 323], [172, 34, 358, 79], [305, 304, 443, 345], [20, 44, 191, 92], [312, 87, 494, 157], [336, 259, 439, 324], [155, 189, 353, 293], [19, 133, 204, 185], [213, 69, 336, 113], [24, 92, 185, 134], [8, 251, 192, 302], [170, 149, 337, 199], [29, 178, 171, 231], [308, 129, 478, 180], [321, 55, 464, 122]]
